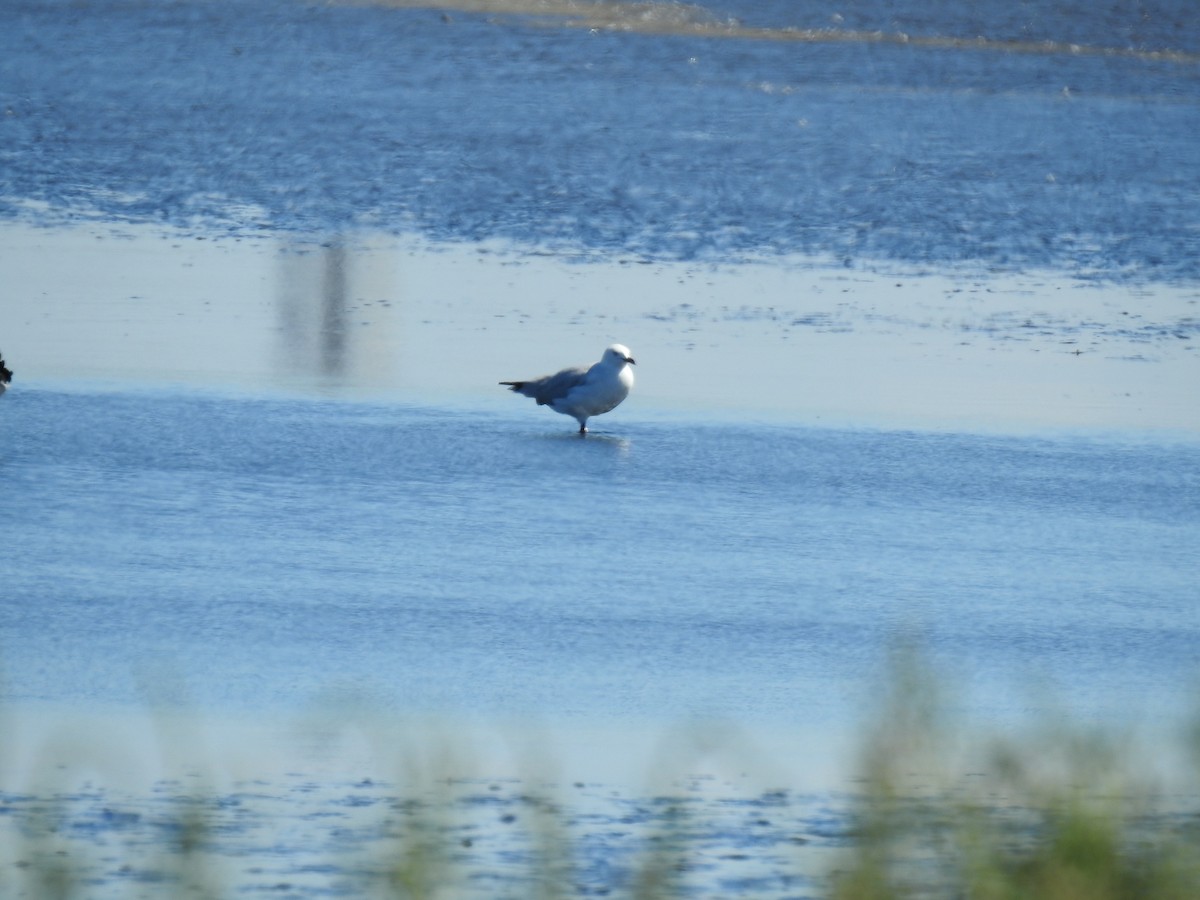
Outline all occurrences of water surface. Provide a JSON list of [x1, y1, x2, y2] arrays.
[[4, 387, 1196, 730], [2, 0, 1197, 277], [2, 0, 1199, 894]]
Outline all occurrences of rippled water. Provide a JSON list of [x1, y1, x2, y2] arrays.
[[4, 387, 1197, 725], [2, 0, 1198, 277]]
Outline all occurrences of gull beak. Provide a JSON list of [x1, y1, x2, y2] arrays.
[[626, 356, 636, 365]]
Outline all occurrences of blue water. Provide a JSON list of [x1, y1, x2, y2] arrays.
[[1, 0, 1198, 278], [3, 388, 1197, 730], [2, 5, 1199, 890], [0, 0, 1197, 734]]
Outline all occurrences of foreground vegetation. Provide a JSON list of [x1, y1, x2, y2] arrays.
[[828, 649, 1200, 900], [3, 651, 1198, 898]]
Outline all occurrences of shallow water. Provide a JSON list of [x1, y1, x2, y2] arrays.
[[2, 372, 1198, 895], [3, 386, 1197, 727], [2, 0, 1200, 894]]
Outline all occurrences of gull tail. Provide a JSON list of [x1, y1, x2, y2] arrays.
[[500, 380, 534, 397]]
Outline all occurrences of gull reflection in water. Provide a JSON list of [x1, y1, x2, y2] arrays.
[[275, 237, 398, 391]]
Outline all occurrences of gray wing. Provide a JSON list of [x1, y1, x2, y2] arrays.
[[502, 365, 589, 406]]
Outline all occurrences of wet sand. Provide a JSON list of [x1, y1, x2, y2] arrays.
[[4, 220, 1198, 435], [0, 701, 860, 897]]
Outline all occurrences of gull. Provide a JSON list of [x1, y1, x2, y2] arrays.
[[501, 344, 636, 434], [0, 351, 11, 397]]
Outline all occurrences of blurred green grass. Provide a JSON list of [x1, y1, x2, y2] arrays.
[[828, 646, 1200, 900], [2, 647, 1197, 898]]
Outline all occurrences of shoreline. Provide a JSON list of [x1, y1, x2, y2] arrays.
[[2, 220, 1197, 437]]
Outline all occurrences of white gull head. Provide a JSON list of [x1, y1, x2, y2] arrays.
[[601, 344, 636, 369]]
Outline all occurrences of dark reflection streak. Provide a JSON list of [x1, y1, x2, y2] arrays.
[[321, 242, 348, 377], [275, 237, 399, 391]]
